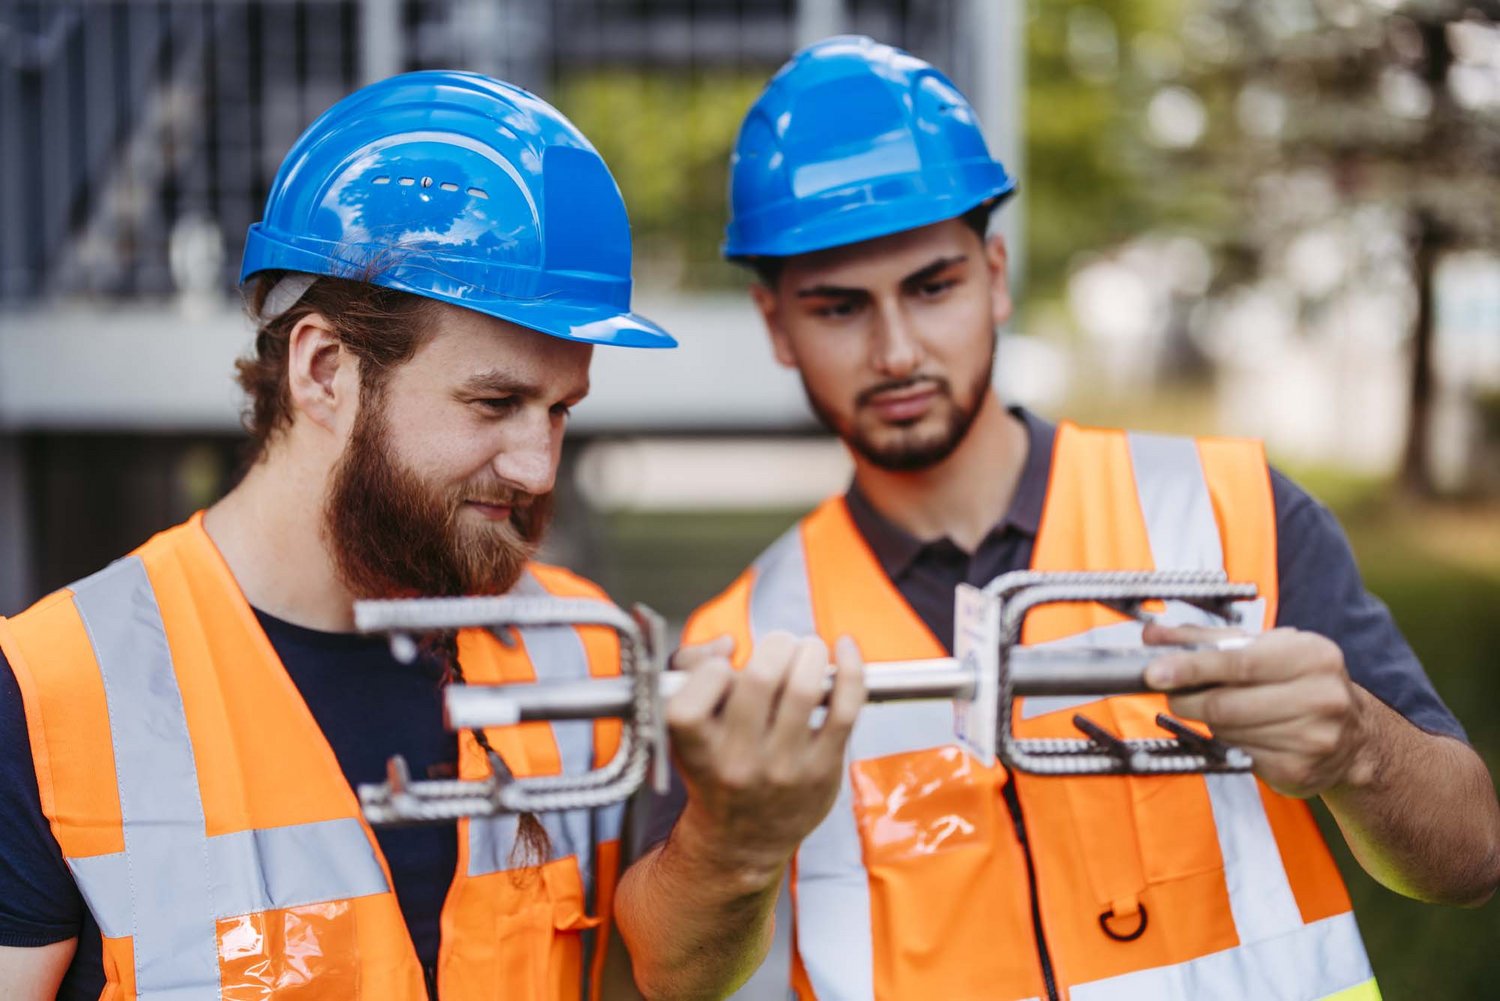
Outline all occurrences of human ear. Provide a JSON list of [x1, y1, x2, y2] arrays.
[[984, 234, 1014, 329], [750, 282, 798, 369], [286, 312, 351, 434]]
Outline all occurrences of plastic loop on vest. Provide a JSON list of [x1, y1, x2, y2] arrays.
[[1098, 901, 1149, 942], [723, 35, 1016, 260], [241, 70, 675, 348]]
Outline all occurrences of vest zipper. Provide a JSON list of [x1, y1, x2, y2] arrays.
[[1001, 776, 1060, 1001]]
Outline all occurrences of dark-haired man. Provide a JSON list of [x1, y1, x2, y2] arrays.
[[0, 70, 864, 1000], [617, 36, 1500, 1001]]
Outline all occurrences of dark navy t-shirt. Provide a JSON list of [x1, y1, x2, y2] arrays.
[[0, 609, 459, 998]]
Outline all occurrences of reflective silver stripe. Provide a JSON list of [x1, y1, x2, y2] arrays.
[[72, 556, 220, 999], [66, 851, 134, 940], [1069, 912, 1374, 1001], [467, 571, 601, 884], [1128, 432, 1232, 631], [69, 818, 389, 936], [67, 557, 393, 998], [749, 525, 817, 642], [1127, 434, 1304, 946], [1127, 433, 1224, 574], [746, 525, 874, 1001], [206, 818, 390, 917], [1202, 771, 1303, 943], [595, 800, 626, 845]]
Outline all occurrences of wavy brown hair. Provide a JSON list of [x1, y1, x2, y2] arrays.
[[236, 272, 443, 465]]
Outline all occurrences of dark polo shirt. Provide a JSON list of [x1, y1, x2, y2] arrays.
[[640, 408, 1466, 851]]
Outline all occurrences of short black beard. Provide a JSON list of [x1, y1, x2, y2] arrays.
[[801, 331, 996, 472], [323, 384, 552, 599]]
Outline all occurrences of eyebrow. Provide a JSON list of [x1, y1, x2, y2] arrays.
[[456, 370, 589, 401], [793, 255, 969, 299], [899, 255, 968, 289]]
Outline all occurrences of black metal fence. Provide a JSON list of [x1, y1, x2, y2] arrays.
[[0, 0, 977, 302]]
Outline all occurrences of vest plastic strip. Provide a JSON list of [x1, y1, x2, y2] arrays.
[[1127, 436, 1304, 947], [71, 556, 222, 999], [747, 527, 875, 1001], [1068, 911, 1374, 1001]]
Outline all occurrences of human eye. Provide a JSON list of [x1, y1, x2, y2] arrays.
[[475, 396, 520, 415], [811, 297, 862, 320], [549, 401, 573, 420], [917, 277, 959, 299]]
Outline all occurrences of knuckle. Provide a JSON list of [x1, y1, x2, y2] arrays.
[[715, 765, 755, 793], [1230, 652, 1260, 686], [1199, 690, 1228, 723], [783, 673, 825, 706], [1306, 729, 1339, 759], [1284, 760, 1317, 791], [737, 664, 779, 693]]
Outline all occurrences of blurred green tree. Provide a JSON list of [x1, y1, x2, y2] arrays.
[[1176, 0, 1500, 495], [557, 71, 767, 290], [1024, 0, 1234, 309]]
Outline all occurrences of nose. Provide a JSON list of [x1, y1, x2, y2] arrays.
[[871, 301, 921, 379], [490, 414, 561, 497]]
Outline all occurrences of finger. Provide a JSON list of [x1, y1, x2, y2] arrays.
[[1167, 679, 1317, 730], [665, 656, 734, 737], [814, 635, 867, 752], [720, 630, 796, 738], [671, 634, 735, 672], [1144, 635, 1299, 691], [1142, 620, 1244, 647], [764, 636, 832, 752], [1194, 723, 1338, 756]]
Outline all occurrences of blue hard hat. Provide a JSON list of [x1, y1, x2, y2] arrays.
[[242, 70, 674, 348], [724, 36, 1015, 261]]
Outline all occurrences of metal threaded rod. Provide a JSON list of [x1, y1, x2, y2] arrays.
[[444, 642, 1244, 729]]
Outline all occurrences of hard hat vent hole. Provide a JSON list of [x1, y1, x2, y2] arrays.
[[440, 182, 459, 192], [372, 176, 391, 185], [398, 177, 416, 187], [467, 187, 490, 200], [421, 176, 433, 188]]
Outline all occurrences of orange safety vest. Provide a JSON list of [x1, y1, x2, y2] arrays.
[[686, 423, 1381, 1001], [0, 513, 626, 1000]]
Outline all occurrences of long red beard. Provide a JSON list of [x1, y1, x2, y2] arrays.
[[324, 395, 553, 599]]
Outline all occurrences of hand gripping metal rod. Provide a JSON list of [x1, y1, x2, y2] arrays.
[[354, 570, 1260, 824]]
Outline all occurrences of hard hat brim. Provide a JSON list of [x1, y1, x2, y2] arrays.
[[724, 177, 1015, 262], [241, 226, 677, 349]]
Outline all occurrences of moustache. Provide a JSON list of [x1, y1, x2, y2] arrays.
[[461, 486, 536, 509], [855, 375, 950, 408]]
